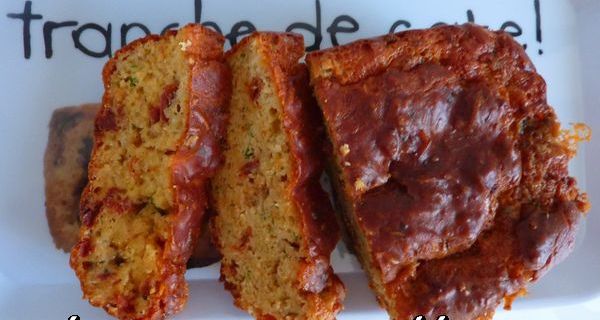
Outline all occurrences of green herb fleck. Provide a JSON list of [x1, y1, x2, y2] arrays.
[[125, 76, 138, 88], [243, 146, 254, 159], [242, 269, 251, 281]]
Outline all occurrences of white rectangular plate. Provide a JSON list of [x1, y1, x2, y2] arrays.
[[0, 0, 598, 319]]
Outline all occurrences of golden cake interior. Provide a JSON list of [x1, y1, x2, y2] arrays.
[[92, 36, 190, 209], [75, 33, 192, 317], [212, 38, 311, 318]]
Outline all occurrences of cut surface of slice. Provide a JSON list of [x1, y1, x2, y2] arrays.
[[212, 32, 344, 320], [70, 24, 229, 320], [45, 104, 220, 267], [307, 23, 589, 320]]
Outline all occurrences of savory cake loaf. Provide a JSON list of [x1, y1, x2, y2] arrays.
[[307, 24, 590, 319], [45, 104, 97, 251], [211, 32, 345, 319], [70, 24, 229, 320]]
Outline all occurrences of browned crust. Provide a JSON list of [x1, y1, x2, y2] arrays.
[[307, 23, 534, 87], [215, 32, 344, 319], [44, 104, 98, 251], [271, 39, 345, 318], [70, 24, 228, 320], [307, 24, 589, 319]]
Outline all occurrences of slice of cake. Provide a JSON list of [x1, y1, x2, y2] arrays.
[[307, 24, 589, 319], [45, 103, 220, 266], [70, 24, 229, 319], [45, 104, 97, 252], [211, 32, 345, 319]]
